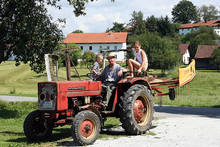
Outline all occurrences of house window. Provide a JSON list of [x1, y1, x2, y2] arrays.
[[107, 46, 110, 49], [114, 46, 117, 50], [89, 46, 92, 50], [80, 46, 83, 50]]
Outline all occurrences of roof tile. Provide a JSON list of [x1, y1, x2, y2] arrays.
[[179, 44, 189, 54], [195, 45, 219, 58], [64, 32, 128, 44], [179, 20, 220, 29]]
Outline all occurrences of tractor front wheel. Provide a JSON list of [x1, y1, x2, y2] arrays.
[[23, 110, 53, 141], [72, 110, 101, 145], [120, 84, 154, 135]]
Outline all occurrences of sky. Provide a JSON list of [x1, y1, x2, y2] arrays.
[[47, 0, 220, 37]]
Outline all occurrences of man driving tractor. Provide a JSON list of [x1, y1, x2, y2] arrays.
[[98, 52, 127, 105]]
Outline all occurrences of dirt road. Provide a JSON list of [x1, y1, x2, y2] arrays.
[[0, 95, 37, 102], [89, 106, 220, 147]]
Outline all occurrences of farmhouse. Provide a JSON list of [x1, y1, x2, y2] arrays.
[[194, 45, 219, 68], [179, 20, 220, 36], [179, 44, 190, 64], [64, 32, 128, 61]]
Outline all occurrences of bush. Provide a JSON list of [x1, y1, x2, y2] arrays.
[[58, 44, 82, 67], [81, 51, 96, 68]]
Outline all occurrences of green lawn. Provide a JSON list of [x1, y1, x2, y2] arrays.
[[0, 61, 90, 97], [155, 70, 220, 107], [0, 61, 220, 146], [0, 61, 220, 107]]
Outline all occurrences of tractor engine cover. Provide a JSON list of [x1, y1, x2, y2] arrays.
[[38, 80, 102, 111]]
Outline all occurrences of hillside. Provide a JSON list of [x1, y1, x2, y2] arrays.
[[0, 61, 220, 107]]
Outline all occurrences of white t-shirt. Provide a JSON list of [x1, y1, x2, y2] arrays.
[[133, 49, 148, 64]]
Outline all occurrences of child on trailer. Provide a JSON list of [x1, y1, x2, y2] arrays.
[[127, 41, 148, 77]]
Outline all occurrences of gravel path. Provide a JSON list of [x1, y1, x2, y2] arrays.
[[89, 106, 220, 147], [0, 95, 37, 102]]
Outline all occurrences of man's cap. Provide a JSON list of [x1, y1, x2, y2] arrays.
[[106, 52, 116, 59]]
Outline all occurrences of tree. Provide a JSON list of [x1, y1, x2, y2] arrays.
[[146, 15, 158, 33], [198, 5, 219, 22], [0, 0, 114, 73], [69, 0, 115, 17], [81, 51, 96, 68], [0, 0, 62, 73], [106, 22, 126, 32], [129, 11, 147, 35], [72, 30, 84, 33], [58, 44, 81, 67], [182, 26, 219, 58], [171, 0, 198, 24], [146, 15, 179, 37], [157, 16, 176, 37], [210, 47, 220, 70]]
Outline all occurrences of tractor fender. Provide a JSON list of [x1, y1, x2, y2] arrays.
[[80, 105, 102, 121], [118, 77, 152, 91]]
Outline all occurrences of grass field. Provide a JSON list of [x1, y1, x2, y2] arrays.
[[0, 61, 220, 146], [0, 61, 219, 107], [0, 61, 90, 97], [157, 70, 220, 107]]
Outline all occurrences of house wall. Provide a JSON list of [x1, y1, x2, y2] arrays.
[[179, 28, 198, 35], [195, 58, 211, 69], [182, 49, 190, 64], [78, 43, 126, 61], [179, 26, 220, 36], [214, 28, 220, 36]]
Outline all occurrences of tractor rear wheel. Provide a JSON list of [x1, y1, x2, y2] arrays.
[[119, 84, 154, 135], [72, 110, 101, 145], [23, 110, 53, 141]]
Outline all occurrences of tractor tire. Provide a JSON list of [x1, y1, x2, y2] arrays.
[[23, 110, 53, 141], [72, 110, 101, 145], [119, 84, 154, 135]]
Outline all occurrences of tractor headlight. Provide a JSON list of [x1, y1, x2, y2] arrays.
[[40, 93, 45, 100]]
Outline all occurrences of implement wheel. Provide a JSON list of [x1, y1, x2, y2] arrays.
[[23, 110, 53, 141], [72, 110, 100, 145], [119, 84, 154, 135]]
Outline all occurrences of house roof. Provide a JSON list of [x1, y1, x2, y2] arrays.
[[179, 20, 220, 29], [195, 45, 219, 58], [179, 44, 189, 54], [64, 32, 128, 44]]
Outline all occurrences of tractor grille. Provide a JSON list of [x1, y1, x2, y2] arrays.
[[38, 83, 57, 110]]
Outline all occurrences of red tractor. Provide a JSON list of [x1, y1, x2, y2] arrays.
[[23, 52, 196, 145]]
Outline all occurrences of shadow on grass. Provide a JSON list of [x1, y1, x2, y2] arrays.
[[0, 109, 19, 118], [33, 73, 47, 78], [71, 75, 89, 78], [0, 131, 24, 136]]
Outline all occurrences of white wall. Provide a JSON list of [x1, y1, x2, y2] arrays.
[[182, 49, 190, 64], [78, 43, 127, 61], [214, 29, 220, 36]]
